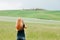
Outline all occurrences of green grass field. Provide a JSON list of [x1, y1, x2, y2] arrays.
[[0, 10, 60, 40], [0, 21, 60, 40], [0, 10, 60, 20]]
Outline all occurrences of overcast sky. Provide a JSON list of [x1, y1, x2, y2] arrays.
[[0, 0, 60, 10]]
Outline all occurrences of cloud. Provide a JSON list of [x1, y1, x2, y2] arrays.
[[0, 1, 23, 10], [0, 0, 60, 10]]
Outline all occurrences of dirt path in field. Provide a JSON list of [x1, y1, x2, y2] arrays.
[[0, 16, 60, 24]]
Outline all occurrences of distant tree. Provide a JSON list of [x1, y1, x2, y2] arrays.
[[35, 8, 46, 10]]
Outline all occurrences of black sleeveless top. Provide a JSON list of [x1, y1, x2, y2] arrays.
[[17, 23, 25, 37]]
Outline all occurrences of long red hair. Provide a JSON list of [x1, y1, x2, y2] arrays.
[[16, 18, 23, 31]]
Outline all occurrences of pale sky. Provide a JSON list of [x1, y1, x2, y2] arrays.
[[0, 0, 60, 10]]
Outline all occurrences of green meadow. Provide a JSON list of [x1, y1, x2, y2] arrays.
[[0, 10, 60, 20], [0, 21, 60, 40], [0, 10, 60, 40]]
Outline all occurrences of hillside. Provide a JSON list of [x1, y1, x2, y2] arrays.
[[0, 10, 60, 20]]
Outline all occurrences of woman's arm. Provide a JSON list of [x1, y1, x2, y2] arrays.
[[23, 23, 27, 29]]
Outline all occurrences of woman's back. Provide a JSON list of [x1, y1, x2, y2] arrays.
[[16, 18, 26, 40]]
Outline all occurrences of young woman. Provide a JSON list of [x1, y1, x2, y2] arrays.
[[16, 18, 27, 40]]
